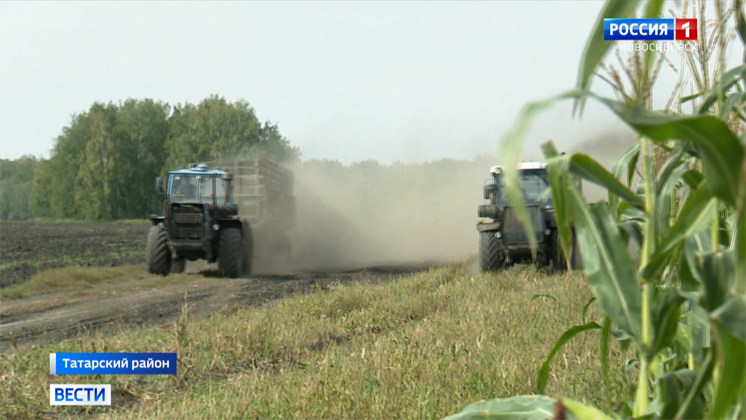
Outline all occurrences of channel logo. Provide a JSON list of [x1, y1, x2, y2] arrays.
[[604, 18, 697, 41], [50, 384, 111, 406], [50, 352, 177, 375]]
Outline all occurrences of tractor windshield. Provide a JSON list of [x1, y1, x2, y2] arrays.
[[496, 170, 552, 206], [168, 174, 229, 205], [168, 174, 213, 203]]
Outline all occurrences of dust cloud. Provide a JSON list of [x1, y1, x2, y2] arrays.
[[285, 157, 496, 271], [280, 127, 636, 272], [206, 123, 634, 274]]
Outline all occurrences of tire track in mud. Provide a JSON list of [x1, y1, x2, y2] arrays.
[[0, 263, 438, 353]]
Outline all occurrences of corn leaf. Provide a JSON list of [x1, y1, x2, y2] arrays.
[[542, 143, 574, 263], [697, 251, 736, 312], [696, 64, 746, 115], [719, 92, 745, 119], [584, 93, 744, 207], [569, 153, 644, 208], [709, 296, 746, 419], [609, 143, 641, 218], [643, 178, 715, 280], [682, 169, 704, 190], [572, 196, 642, 342], [735, 151, 746, 295], [444, 395, 557, 420], [561, 398, 614, 420], [675, 354, 713, 420], [654, 165, 689, 245], [536, 322, 602, 394], [600, 316, 612, 412], [575, 0, 641, 113], [650, 288, 685, 355]]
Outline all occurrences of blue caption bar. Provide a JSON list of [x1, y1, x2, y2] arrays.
[[50, 353, 177, 375], [604, 18, 674, 40]]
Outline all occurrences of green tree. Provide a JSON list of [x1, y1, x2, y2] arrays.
[[0, 156, 39, 220], [75, 102, 118, 220], [46, 111, 93, 218], [30, 158, 53, 218], [112, 99, 171, 218], [25, 95, 295, 220], [164, 95, 298, 173]]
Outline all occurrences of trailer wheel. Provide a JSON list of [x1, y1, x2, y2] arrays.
[[146, 226, 171, 276], [479, 231, 503, 272], [219, 227, 243, 278]]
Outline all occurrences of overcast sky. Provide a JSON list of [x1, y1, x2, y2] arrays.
[[1, 2, 742, 164]]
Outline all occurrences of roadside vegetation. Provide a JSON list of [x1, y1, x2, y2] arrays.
[[1, 265, 165, 300], [0, 264, 628, 420]]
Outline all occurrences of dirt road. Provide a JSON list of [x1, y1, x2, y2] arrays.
[[0, 263, 436, 353]]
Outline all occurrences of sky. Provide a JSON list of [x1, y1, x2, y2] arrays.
[[1, 1, 743, 164]]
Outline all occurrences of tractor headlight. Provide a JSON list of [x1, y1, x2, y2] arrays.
[[212, 224, 220, 231], [495, 231, 502, 238], [157, 222, 164, 228], [544, 229, 552, 236]]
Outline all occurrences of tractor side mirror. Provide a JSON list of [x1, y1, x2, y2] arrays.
[[155, 177, 165, 195]]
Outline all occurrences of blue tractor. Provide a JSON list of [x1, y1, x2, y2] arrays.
[[476, 162, 582, 272], [147, 163, 252, 278]]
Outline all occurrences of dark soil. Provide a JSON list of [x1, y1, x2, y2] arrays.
[[0, 221, 150, 287]]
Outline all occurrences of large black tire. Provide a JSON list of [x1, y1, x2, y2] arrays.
[[171, 258, 186, 274], [550, 230, 582, 271], [218, 227, 243, 278], [146, 226, 171, 276], [479, 231, 503, 272]]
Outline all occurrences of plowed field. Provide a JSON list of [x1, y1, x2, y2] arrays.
[[0, 221, 150, 287]]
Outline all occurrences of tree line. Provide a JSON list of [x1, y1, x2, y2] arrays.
[[1, 95, 299, 220], [1, 94, 500, 222]]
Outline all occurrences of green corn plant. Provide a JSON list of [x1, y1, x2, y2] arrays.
[[446, 1, 746, 419]]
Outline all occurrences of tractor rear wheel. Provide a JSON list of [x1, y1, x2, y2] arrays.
[[146, 226, 171, 276], [219, 227, 243, 278], [479, 231, 503, 272]]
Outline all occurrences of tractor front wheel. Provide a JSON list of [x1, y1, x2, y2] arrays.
[[479, 231, 503, 272], [219, 227, 244, 278], [146, 226, 171, 276]]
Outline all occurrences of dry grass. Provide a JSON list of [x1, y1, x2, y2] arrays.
[[1, 262, 631, 420], [1, 265, 162, 300]]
